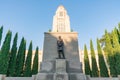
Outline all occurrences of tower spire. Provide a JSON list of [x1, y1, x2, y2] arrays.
[[52, 5, 71, 32]]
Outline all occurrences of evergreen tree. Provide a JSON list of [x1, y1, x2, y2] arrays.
[[99, 23, 120, 47], [7, 33, 18, 76], [23, 41, 33, 77], [112, 29, 120, 75], [0, 30, 12, 74], [84, 44, 91, 75], [15, 37, 26, 76], [0, 26, 3, 45], [118, 23, 120, 34], [97, 38, 109, 77], [104, 30, 117, 77], [90, 40, 98, 77], [32, 47, 39, 75]]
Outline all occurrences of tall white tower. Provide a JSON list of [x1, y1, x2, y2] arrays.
[[52, 5, 71, 32]]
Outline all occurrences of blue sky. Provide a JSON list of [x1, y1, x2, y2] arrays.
[[0, 0, 120, 50]]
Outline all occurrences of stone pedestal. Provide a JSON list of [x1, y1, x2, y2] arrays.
[[54, 59, 68, 80], [36, 59, 86, 80], [35, 32, 87, 80], [56, 59, 66, 73]]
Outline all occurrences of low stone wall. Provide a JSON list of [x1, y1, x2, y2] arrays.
[[3, 75, 36, 80], [86, 75, 119, 80], [5, 77, 33, 80], [90, 77, 118, 80], [4, 77, 120, 80], [0, 74, 120, 80]]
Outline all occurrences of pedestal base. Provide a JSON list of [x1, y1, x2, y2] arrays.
[[40, 59, 82, 73], [36, 59, 87, 80], [36, 73, 86, 80]]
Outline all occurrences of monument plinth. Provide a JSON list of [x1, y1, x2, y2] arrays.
[[43, 32, 80, 62], [35, 5, 87, 80]]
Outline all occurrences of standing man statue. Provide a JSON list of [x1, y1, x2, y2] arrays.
[[57, 36, 65, 59]]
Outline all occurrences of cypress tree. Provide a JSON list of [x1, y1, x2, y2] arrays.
[[32, 46, 39, 75], [0, 30, 12, 74], [112, 29, 120, 75], [23, 41, 33, 77], [114, 27, 120, 44], [0, 26, 3, 45], [16, 37, 26, 76], [84, 44, 91, 75], [97, 38, 109, 77], [7, 33, 18, 76], [104, 30, 117, 77], [90, 39, 98, 77], [118, 23, 120, 33]]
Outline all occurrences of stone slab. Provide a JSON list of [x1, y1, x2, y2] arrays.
[[90, 78, 118, 80], [54, 73, 68, 80], [5, 77, 32, 80], [0, 75, 6, 80], [42, 32, 80, 62], [39, 59, 83, 73], [69, 73, 86, 80], [40, 61, 55, 73], [67, 61, 82, 73], [56, 59, 66, 73], [35, 73, 53, 80]]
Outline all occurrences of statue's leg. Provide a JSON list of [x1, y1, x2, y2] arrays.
[[62, 51, 65, 59], [58, 51, 61, 59], [60, 51, 62, 59]]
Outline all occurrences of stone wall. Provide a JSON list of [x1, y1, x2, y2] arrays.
[[1, 75, 120, 80], [86, 75, 119, 80], [3, 76, 120, 80], [5, 77, 33, 80], [90, 78, 118, 80]]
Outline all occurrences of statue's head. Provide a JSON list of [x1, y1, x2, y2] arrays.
[[58, 36, 61, 40]]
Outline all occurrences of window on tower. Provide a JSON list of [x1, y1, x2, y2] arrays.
[[59, 12, 63, 17]]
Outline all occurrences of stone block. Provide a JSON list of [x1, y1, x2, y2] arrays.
[[67, 61, 82, 73], [69, 73, 86, 80], [5, 77, 32, 80], [36, 73, 53, 80], [54, 73, 68, 80], [86, 75, 90, 80], [0, 75, 6, 80], [32, 75, 36, 80], [40, 61, 55, 73], [56, 59, 66, 73]]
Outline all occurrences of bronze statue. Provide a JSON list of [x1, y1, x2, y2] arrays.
[[57, 36, 65, 59]]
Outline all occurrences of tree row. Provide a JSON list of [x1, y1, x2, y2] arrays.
[[0, 26, 39, 77], [84, 23, 120, 77]]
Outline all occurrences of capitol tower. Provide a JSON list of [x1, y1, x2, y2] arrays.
[[52, 5, 71, 32]]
